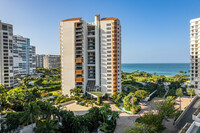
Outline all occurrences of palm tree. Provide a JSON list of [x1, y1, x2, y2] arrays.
[[111, 111, 119, 125], [20, 102, 41, 127], [176, 88, 183, 111], [100, 103, 112, 123], [187, 88, 195, 100], [34, 118, 59, 133]]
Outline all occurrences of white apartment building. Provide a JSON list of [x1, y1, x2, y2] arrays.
[[0, 21, 14, 88], [43, 55, 60, 69], [60, 15, 121, 96], [190, 18, 200, 89], [36, 54, 45, 68], [13, 35, 36, 77]]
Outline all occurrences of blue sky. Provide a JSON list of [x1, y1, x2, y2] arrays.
[[1, 0, 200, 63]]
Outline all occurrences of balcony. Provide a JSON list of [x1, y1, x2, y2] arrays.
[[76, 78, 84, 82], [88, 46, 95, 50], [87, 33, 95, 38], [76, 36, 83, 40], [75, 58, 83, 63], [76, 32, 82, 36], [76, 40, 82, 44], [88, 61, 95, 64], [75, 70, 84, 74], [75, 23, 83, 28]]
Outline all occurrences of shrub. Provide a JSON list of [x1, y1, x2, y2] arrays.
[[55, 96, 71, 104]]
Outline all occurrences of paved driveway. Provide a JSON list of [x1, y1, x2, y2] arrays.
[[61, 102, 90, 115]]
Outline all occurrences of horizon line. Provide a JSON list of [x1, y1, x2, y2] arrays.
[[122, 62, 190, 64]]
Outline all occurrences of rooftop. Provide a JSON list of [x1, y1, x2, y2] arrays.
[[61, 17, 82, 22], [101, 17, 118, 21]]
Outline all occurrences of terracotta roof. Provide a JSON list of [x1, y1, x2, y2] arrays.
[[95, 14, 100, 17], [61, 17, 82, 22], [101, 17, 118, 21]]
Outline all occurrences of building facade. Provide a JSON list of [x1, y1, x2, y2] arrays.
[[13, 35, 36, 77], [43, 55, 60, 69], [0, 21, 14, 88], [60, 15, 121, 96], [190, 18, 200, 89], [36, 54, 45, 68]]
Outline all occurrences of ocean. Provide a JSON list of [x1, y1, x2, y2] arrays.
[[122, 63, 190, 77]]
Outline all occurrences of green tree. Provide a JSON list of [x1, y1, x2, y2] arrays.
[[0, 85, 8, 112], [134, 90, 149, 101], [22, 77, 28, 89], [136, 113, 165, 132], [154, 97, 178, 121], [70, 88, 82, 97], [124, 123, 156, 133], [187, 88, 195, 100], [176, 88, 183, 111]]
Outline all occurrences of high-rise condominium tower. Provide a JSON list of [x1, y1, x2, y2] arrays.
[[190, 18, 200, 89], [0, 21, 14, 88], [13, 35, 36, 76], [36, 54, 45, 68], [60, 15, 121, 96], [43, 55, 61, 69]]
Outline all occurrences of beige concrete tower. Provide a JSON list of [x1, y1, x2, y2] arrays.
[[60, 15, 121, 96]]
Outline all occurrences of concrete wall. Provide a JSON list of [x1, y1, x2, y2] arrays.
[[60, 20, 77, 96]]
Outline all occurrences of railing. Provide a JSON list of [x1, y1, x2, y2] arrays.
[[175, 96, 199, 126]]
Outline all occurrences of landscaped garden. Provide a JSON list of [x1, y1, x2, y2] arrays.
[[0, 83, 119, 133]]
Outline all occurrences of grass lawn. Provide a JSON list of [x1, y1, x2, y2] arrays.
[[49, 90, 61, 96], [90, 92, 105, 97]]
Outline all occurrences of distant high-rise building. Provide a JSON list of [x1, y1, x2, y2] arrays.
[[0, 21, 14, 88], [29, 45, 36, 75], [36, 54, 45, 68], [43, 55, 60, 69], [60, 15, 121, 96], [190, 18, 200, 89], [13, 35, 36, 76]]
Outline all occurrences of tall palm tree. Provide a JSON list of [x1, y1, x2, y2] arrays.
[[187, 88, 195, 100], [176, 88, 183, 111]]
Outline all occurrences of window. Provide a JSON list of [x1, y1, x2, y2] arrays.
[[107, 39, 111, 41], [107, 23, 111, 26], [2, 25, 7, 30], [107, 43, 111, 45], [107, 27, 111, 30]]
